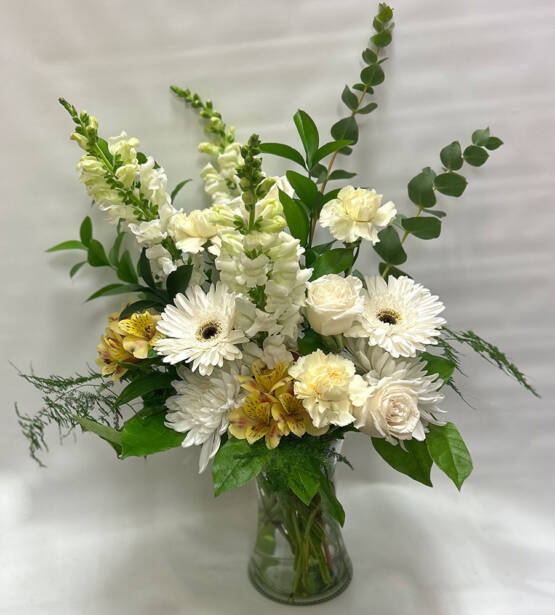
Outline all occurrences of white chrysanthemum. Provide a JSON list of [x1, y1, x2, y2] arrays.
[[346, 275, 446, 358], [165, 364, 245, 473], [320, 186, 396, 244], [289, 349, 369, 428], [347, 340, 444, 445], [155, 282, 248, 375]]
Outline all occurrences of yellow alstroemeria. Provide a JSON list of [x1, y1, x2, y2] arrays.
[[228, 360, 327, 449], [118, 310, 163, 359], [95, 327, 137, 380]]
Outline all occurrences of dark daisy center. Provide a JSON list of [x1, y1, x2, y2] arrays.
[[377, 309, 400, 326], [197, 321, 221, 341]]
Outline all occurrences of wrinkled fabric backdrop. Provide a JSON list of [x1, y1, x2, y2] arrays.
[[1, 0, 554, 613]]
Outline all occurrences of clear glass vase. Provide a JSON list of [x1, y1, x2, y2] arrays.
[[248, 441, 352, 605]]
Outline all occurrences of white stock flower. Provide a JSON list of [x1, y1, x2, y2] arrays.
[[165, 364, 245, 473], [145, 244, 176, 278], [306, 274, 364, 336], [155, 282, 248, 375], [346, 275, 446, 358], [168, 209, 219, 254], [347, 341, 444, 444], [289, 349, 368, 428], [128, 220, 167, 246], [320, 186, 396, 244]]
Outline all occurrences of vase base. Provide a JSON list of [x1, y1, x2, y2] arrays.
[[248, 558, 353, 606]]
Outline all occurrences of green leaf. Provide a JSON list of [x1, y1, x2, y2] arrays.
[[357, 102, 378, 115], [372, 438, 433, 486], [373, 226, 407, 265], [74, 416, 122, 455], [319, 476, 345, 526], [305, 241, 335, 267], [440, 141, 463, 171], [138, 248, 156, 288], [421, 352, 456, 383], [463, 145, 489, 167], [360, 64, 385, 86], [46, 240, 86, 253], [286, 465, 321, 505], [341, 85, 359, 111], [119, 300, 163, 319], [293, 109, 319, 165], [320, 189, 340, 206], [115, 373, 175, 407], [109, 232, 125, 266], [297, 329, 328, 355], [377, 2, 394, 22], [371, 29, 392, 47], [426, 423, 473, 490], [279, 189, 309, 247], [117, 250, 138, 284], [170, 179, 192, 202], [434, 172, 467, 197], [408, 167, 436, 207], [213, 438, 269, 496], [69, 261, 86, 278], [331, 116, 358, 147], [166, 264, 193, 301], [328, 170, 357, 180], [310, 248, 354, 280], [259, 142, 307, 169], [87, 239, 111, 267], [79, 216, 92, 247], [485, 136, 503, 150], [86, 283, 143, 301], [428, 209, 447, 219], [285, 170, 319, 209], [378, 262, 410, 279], [120, 412, 185, 459], [312, 140, 352, 165], [471, 127, 490, 146], [401, 216, 441, 239], [362, 48, 377, 64]]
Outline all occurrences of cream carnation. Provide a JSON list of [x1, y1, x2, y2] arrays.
[[346, 275, 446, 358], [320, 186, 396, 244], [306, 274, 364, 336], [288, 350, 368, 428], [168, 209, 219, 254]]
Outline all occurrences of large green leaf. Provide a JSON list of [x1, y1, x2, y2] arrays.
[[87, 239, 111, 267], [319, 475, 345, 526], [138, 248, 156, 288], [331, 116, 358, 146], [114, 373, 175, 407], [279, 189, 309, 247], [434, 172, 467, 197], [374, 226, 407, 265], [372, 437, 433, 486], [401, 216, 441, 239], [341, 85, 359, 110], [79, 216, 93, 247], [440, 141, 463, 171], [259, 142, 307, 169], [73, 416, 122, 455], [120, 412, 185, 459], [213, 438, 269, 496], [117, 250, 138, 284], [285, 171, 319, 210], [471, 127, 490, 146], [86, 283, 143, 302], [421, 352, 456, 384], [407, 167, 436, 208], [426, 423, 473, 490], [463, 145, 489, 167], [293, 109, 319, 166], [46, 240, 86, 253], [166, 264, 193, 301], [310, 248, 354, 280], [312, 140, 352, 166], [297, 329, 329, 355], [360, 63, 385, 86], [286, 464, 321, 505]]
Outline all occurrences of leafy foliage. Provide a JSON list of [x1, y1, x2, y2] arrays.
[[372, 438, 433, 486], [426, 423, 473, 490]]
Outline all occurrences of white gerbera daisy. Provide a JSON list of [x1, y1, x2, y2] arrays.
[[155, 282, 248, 375], [319, 186, 396, 244], [165, 365, 245, 472], [346, 275, 446, 358], [346, 340, 445, 445]]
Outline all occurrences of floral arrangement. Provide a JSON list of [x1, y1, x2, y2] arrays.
[[17, 3, 537, 605]]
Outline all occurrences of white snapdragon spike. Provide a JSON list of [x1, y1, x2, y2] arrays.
[[165, 364, 245, 473], [288, 349, 369, 428], [234, 296, 279, 338], [345, 275, 446, 358], [145, 244, 177, 278], [138, 156, 177, 225], [107, 131, 140, 164], [306, 274, 364, 336], [155, 282, 248, 376], [347, 340, 445, 445], [199, 142, 243, 205], [127, 220, 167, 246], [320, 186, 396, 244], [77, 156, 122, 205], [167, 209, 219, 254]]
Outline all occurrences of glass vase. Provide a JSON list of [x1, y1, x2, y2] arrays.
[[248, 441, 352, 605]]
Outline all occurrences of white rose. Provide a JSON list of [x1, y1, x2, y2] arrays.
[[306, 274, 364, 336]]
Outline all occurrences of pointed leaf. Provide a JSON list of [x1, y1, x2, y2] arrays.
[[330, 117, 358, 146], [373, 226, 407, 265], [312, 140, 352, 165], [166, 264, 193, 301], [341, 85, 359, 111], [69, 261, 86, 278], [293, 109, 319, 165], [109, 232, 125, 266], [372, 437, 433, 486], [87, 239, 110, 267], [119, 300, 164, 320], [285, 170, 319, 209], [117, 250, 138, 284], [74, 416, 122, 455], [471, 127, 490, 146], [79, 217, 92, 247], [310, 248, 354, 280], [259, 142, 307, 168], [279, 189, 309, 246], [115, 373, 175, 408], [360, 64, 385, 86], [86, 283, 143, 301], [120, 412, 185, 458], [328, 169, 357, 180], [170, 179, 192, 203], [357, 102, 378, 115], [46, 240, 86, 253], [213, 438, 270, 496], [426, 423, 473, 490]]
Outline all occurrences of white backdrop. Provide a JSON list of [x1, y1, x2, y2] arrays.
[[1, 1, 554, 613]]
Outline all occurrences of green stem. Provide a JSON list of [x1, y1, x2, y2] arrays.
[[381, 205, 423, 278]]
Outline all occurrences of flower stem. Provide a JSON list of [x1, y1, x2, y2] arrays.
[[381, 205, 424, 278]]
